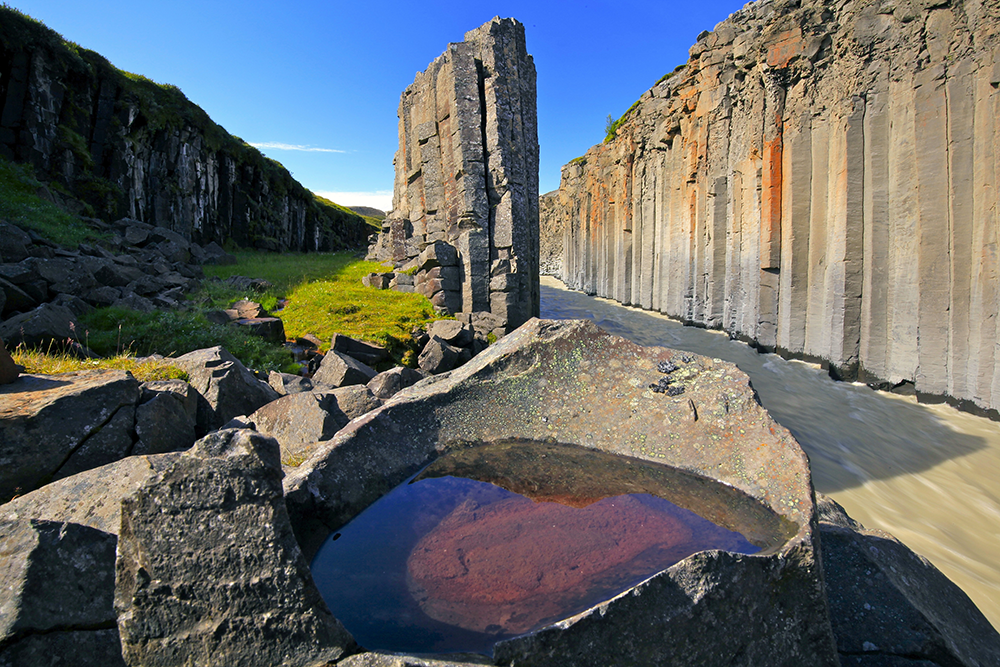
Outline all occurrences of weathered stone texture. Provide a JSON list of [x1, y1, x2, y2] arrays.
[[368, 17, 539, 333], [542, 0, 1000, 414], [115, 429, 355, 666]]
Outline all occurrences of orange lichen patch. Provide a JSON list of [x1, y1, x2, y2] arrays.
[[766, 28, 806, 68], [760, 132, 783, 268]]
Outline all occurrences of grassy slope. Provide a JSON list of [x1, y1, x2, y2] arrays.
[[0, 6, 368, 246]]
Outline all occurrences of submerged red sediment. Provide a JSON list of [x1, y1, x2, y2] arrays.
[[407, 492, 749, 634]]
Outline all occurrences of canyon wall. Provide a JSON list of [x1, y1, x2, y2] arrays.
[[543, 0, 1000, 415], [368, 17, 539, 332], [0, 8, 371, 251]]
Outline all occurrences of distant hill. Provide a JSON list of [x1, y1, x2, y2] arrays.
[[349, 206, 387, 220], [0, 6, 371, 251]]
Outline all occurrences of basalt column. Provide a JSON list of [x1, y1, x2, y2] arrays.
[[368, 17, 539, 335], [543, 0, 1000, 417]]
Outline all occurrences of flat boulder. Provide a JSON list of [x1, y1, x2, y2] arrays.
[[0, 453, 181, 536], [173, 346, 280, 433], [312, 350, 377, 388], [0, 519, 123, 667], [0, 370, 140, 502], [115, 429, 355, 666]]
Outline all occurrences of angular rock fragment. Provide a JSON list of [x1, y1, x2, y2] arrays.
[[366, 366, 428, 400], [173, 346, 280, 433], [0, 519, 123, 667], [312, 350, 378, 387], [331, 332, 389, 367], [249, 387, 381, 463], [133, 380, 199, 456], [115, 429, 355, 666], [417, 336, 462, 374]]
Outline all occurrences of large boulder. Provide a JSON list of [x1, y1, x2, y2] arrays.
[[818, 495, 1000, 665], [249, 387, 382, 465], [0, 519, 123, 667], [0, 370, 140, 502], [173, 346, 280, 433], [267, 371, 316, 396], [312, 350, 377, 388], [284, 318, 838, 664], [115, 429, 356, 666]]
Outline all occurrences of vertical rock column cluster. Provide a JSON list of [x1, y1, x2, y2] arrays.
[[543, 0, 1000, 416], [368, 17, 540, 334]]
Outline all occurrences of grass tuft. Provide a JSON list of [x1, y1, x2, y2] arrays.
[[12, 346, 189, 382]]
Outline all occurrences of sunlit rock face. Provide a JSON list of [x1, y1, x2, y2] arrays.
[[541, 0, 1000, 416], [368, 17, 539, 334]]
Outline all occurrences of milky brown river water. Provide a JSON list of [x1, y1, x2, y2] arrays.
[[541, 277, 1000, 630]]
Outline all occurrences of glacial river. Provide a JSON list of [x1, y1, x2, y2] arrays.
[[540, 277, 1000, 630]]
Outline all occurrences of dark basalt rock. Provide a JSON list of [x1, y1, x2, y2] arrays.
[[0, 519, 123, 667], [0, 369, 140, 501], [115, 429, 356, 666], [312, 350, 378, 388], [173, 346, 280, 433]]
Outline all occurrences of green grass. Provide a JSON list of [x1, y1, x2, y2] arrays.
[[604, 100, 643, 144], [202, 250, 442, 360], [11, 346, 189, 382], [79, 307, 295, 373], [0, 156, 97, 245]]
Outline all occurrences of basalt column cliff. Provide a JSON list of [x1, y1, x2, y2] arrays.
[[543, 0, 1000, 415], [368, 17, 540, 333]]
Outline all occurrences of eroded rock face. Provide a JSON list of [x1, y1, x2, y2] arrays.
[[367, 17, 539, 333], [542, 0, 1000, 415], [284, 318, 838, 664], [115, 429, 355, 667]]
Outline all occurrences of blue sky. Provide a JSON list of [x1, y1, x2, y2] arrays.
[[11, 0, 748, 211]]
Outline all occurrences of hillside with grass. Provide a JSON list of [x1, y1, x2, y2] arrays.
[[0, 5, 374, 252]]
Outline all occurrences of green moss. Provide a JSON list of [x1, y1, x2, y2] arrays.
[[656, 63, 686, 85], [568, 156, 587, 165]]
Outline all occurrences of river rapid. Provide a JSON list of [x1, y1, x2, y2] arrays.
[[540, 276, 1000, 630]]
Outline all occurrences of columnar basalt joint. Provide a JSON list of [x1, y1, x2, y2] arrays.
[[368, 17, 539, 334]]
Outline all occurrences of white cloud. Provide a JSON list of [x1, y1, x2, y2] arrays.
[[317, 190, 393, 212], [249, 142, 346, 154]]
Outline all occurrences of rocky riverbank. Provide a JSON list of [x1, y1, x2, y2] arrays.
[[1, 319, 998, 666]]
